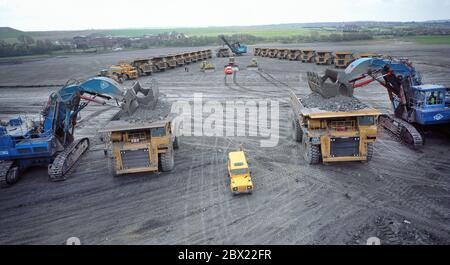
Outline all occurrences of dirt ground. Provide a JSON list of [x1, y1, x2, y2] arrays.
[[0, 40, 449, 245]]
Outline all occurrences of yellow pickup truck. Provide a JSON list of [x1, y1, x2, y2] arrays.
[[227, 150, 253, 195]]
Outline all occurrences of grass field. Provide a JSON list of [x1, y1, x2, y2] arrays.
[[103, 26, 326, 37], [402, 35, 450, 44], [0, 26, 331, 41]]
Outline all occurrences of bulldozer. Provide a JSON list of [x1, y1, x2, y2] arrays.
[[200, 61, 215, 73]]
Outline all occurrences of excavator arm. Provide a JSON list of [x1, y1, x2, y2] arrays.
[[307, 57, 420, 98], [45, 77, 157, 181], [43, 77, 156, 145]]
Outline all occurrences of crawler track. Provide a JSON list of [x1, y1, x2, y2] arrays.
[[0, 161, 14, 188], [48, 138, 90, 181], [379, 115, 424, 149]]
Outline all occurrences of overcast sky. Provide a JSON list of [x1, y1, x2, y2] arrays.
[[1, 0, 449, 31]]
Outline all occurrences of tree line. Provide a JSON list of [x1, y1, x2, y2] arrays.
[[0, 35, 66, 57]]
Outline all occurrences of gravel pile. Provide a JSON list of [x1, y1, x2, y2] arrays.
[[114, 95, 172, 123], [300, 92, 369, 112]]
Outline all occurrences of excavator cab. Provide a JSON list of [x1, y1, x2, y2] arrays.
[[411, 85, 450, 125]]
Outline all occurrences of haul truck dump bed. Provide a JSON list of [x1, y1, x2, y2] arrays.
[[290, 90, 380, 164]]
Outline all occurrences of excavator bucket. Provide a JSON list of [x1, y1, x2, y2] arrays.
[[306, 69, 354, 98], [121, 80, 159, 115]]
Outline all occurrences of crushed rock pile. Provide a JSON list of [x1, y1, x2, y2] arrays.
[[300, 92, 369, 112]]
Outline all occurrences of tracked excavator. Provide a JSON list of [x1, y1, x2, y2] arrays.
[[307, 57, 450, 148], [0, 77, 155, 187]]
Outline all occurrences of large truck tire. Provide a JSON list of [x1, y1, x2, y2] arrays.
[[304, 144, 321, 165], [366, 142, 374, 162], [160, 148, 174, 172], [293, 119, 303, 143]]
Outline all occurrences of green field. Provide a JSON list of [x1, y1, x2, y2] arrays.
[[0, 26, 331, 42], [402, 35, 450, 44], [2, 26, 450, 46], [103, 26, 325, 37]]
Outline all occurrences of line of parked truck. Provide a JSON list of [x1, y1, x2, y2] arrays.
[[253, 47, 382, 68], [98, 49, 213, 82]]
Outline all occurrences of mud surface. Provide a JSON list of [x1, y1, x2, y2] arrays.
[[0, 40, 449, 245]]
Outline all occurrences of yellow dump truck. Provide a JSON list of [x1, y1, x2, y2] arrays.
[[183, 52, 192, 64], [277, 49, 289, 60], [206, 49, 213, 59], [254, 48, 261, 56], [334, 52, 354, 68], [131, 59, 156, 76], [301, 50, 316, 63], [357, 52, 382, 59], [151, 56, 169, 72], [196, 51, 204, 61], [260, 48, 269, 57], [200, 50, 208, 60], [109, 63, 139, 80], [190, 51, 199, 62], [268, 48, 279, 58], [100, 117, 178, 176], [227, 150, 253, 195], [288, 49, 302, 61], [165, 54, 177, 69], [175, 54, 185, 67], [315, 51, 334, 65], [97, 69, 123, 83], [290, 90, 380, 164]]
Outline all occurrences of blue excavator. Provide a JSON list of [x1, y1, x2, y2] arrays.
[[307, 57, 450, 148], [218, 35, 247, 56], [0, 77, 154, 187]]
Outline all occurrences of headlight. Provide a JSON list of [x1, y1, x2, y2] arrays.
[[233, 187, 238, 191], [247, 186, 252, 190]]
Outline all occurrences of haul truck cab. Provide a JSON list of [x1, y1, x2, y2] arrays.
[[227, 150, 253, 195]]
